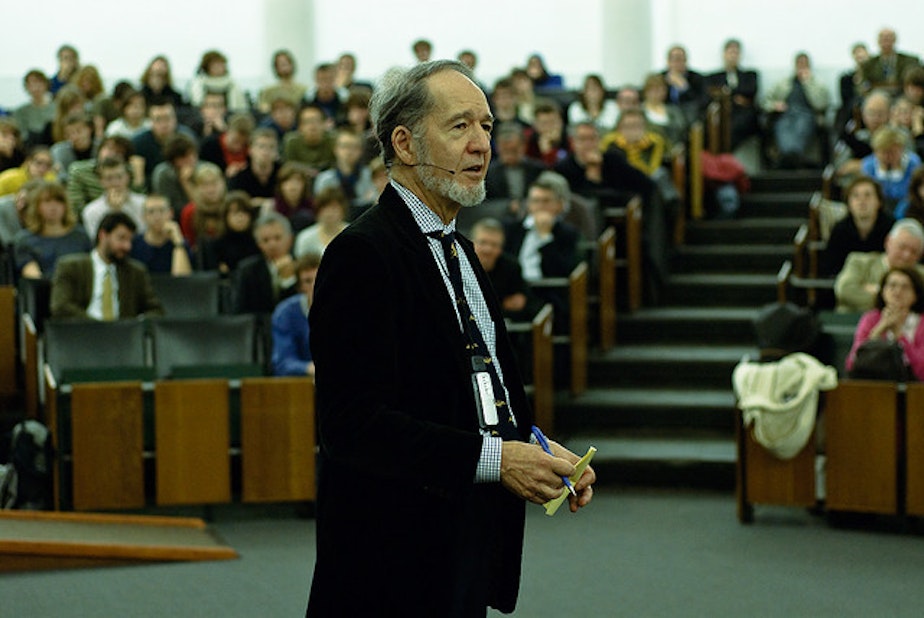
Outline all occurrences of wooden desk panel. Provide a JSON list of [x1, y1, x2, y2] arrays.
[[155, 380, 231, 506], [906, 385, 924, 516], [825, 381, 898, 514], [70, 383, 145, 511], [240, 378, 315, 503]]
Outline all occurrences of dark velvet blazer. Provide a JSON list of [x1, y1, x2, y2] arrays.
[[306, 183, 532, 615]]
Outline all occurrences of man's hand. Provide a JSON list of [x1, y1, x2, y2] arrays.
[[500, 441, 576, 504], [275, 254, 295, 279], [164, 220, 184, 245], [547, 439, 596, 513]]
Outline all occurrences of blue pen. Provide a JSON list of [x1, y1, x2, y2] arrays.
[[531, 425, 577, 497]]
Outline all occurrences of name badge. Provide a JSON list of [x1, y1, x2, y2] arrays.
[[472, 371, 498, 427]]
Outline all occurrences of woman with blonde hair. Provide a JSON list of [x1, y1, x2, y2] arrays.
[[179, 162, 227, 251], [12, 180, 91, 279]]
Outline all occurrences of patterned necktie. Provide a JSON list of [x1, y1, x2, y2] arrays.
[[101, 269, 115, 321], [429, 231, 518, 440]]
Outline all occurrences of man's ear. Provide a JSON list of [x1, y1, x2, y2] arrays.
[[392, 125, 416, 166]]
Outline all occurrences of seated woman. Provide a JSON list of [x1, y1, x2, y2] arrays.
[[272, 161, 315, 233], [293, 186, 348, 257], [641, 72, 687, 147], [602, 109, 679, 204], [568, 74, 619, 134], [12, 180, 91, 279], [860, 125, 922, 211], [846, 266, 924, 380], [199, 190, 260, 274], [820, 176, 895, 277]]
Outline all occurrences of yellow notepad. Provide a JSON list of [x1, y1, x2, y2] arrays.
[[543, 446, 596, 516]]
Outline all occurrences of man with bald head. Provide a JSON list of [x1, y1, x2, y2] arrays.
[[306, 60, 595, 617], [835, 218, 924, 312], [860, 28, 921, 95]]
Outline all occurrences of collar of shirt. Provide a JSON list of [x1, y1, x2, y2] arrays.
[[392, 180, 456, 237]]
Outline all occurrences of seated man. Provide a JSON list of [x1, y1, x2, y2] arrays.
[[231, 212, 298, 314], [705, 39, 760, 150], [228, 128, 281, 210], [128, 194, 193, 275], [282, 104, 335, 174], [80, 157, 146, 240], [50, 211, 164, 320], [762, 52, 830, 169], [151, 133, 200, 217], [271, 252, 321, 377], [859, 28, 921, 96], [833, 90, 891, 181], [471, 217, 541, 322], [524, 98, 571, 167], [485, 122, 546, 216], [834, 218, 924, 313]]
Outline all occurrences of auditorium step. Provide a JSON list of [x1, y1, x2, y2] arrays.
[[587, 344, 754, 390], [672, 244, 792, 273], [662, 273, 779, 307], [683, 217, 802, 245]]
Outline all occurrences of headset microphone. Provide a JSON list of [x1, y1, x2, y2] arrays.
[[410, 162, 456, 175]]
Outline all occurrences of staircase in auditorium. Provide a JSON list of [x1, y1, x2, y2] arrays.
[[557, 170, 822, 489]]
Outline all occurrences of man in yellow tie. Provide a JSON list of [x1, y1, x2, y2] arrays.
[[50, 212, 164, 320]]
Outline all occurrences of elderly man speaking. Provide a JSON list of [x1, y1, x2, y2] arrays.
[[306, 60, 595, 617]]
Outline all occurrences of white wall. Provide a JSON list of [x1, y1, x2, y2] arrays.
[[2, 0, 922, 109]]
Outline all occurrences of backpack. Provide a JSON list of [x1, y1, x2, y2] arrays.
[[3, 420, 54, 510]]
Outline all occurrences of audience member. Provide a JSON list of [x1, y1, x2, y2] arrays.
[[859, 28, 921, 96], [66, 135, 143, 217], [706, 39, 760, 149], [271, 252, 321, 377], [510, 68, 537, 124], [272, 162, 315, 233], [128, 194, 193, 276], [837, 43, 871, 132], [199, 111, 252, 178], [139, 56, 184, 109], [50, 113, 96, 182], [568, 74, 619, 133], [661, 45, 707, 126], [187, 49, 249, 113], [471, 217, 541, 322], [338, 90, 378, 164], [231, 211, 298, 314], [835, 218, 924, 312], [0, 145, 57, 197], [641, 73, 687, 146], [104, 88, 150, 140], [187, 91, 229, 140], [257, 49, 308, 114], [306, 63, 346, 127], [229, 128, 281, 210], [334, 52, 372, 92], [490, 78, 530, 134], [834, 90, 891, 180], [821, 176, 895, 277], [860, 126, 922, 210], [14, 70, 54, 146], [12, 180, 91, 280], [258, 91, 300, 149], [179, 162, 226, 251], [81, 157, 146, 240], [524, 98, 571, 167], [763, 52, 831, 169], [294, 186, 349, 257], [615, 86, 642, 113], [199, 190, 260, 273], [48, 45, 79, 96], [50, 211, 164, 320], [151, 133, 200, 217], [0, 181, 39, 247], [411, 39, 432, 63], [50, 86, 86, 146], [283, 104, 336, 173], [846, 266, 924, 380], [896, 165, 924, 222], [313, 129, 377, 208], [0, 118, 26, 173], [132, 99, 196, 183], [485, 123, 546, 216], [525, 53, 563, 90], [71, 65, 112, 137]]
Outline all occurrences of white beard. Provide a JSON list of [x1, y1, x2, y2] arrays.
[[414, 136, 486, 208]]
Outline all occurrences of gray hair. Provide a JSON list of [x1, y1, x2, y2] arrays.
[[369, 59, 475, 169], [253, 211, 292, 238], [888, 218, 924, 245], [531, 170, 572, 211]]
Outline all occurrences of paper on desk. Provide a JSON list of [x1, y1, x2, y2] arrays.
[[543, 446, 596, 516]]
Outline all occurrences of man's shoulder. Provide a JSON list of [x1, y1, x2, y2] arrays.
[[273, 293, 303, 318], [842, 251, 883, 271], [56, 252, 91, 270]]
